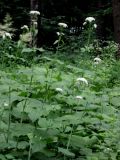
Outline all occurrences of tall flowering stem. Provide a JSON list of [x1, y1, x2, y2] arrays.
[[30, 10, 40, 47], [55, 22, 68, 53], [83, 17, 97, 47]]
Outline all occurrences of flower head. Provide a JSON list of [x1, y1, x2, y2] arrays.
[[85, 17, 95, 23], [75, 96, 83, 100], [30, 10, 40, 16], [21, 25, 29, 31], [76, 77, 88, 85], [33, 22, 38, 25], [83, 22, 87, 26], [2, 32, 12, 39], [56, 32, 64, 36], [53, 40, 59, 45], [55, 88, 63, 92], [3, 103, 9, 107], [94, 61, 99, 65], [58, 22, 68, 28], [94, 57, 101, 63], [93, 24, 97, 29]]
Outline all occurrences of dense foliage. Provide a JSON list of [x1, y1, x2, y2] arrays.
[[0, 50, 120, 159], [0, 0, 120, 159]]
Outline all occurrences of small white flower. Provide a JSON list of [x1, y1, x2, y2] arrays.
[[33, 22, 38, 25], [21, 25, 29, 30], [56, 32, 64, 36], [30, 10, 40, 16], [94, 57, 101, 63], [69, 27, 76, 33], [85, 17, 95, 23], [83, 22, 87, 26], [94, 61, 99, 65], [58, 22, 68, 28], [2, 32, 12, 39], [94, 24, 97, 28], [3, 103, 9, 107], [55, 88, 63, 92], [76, 77, 88, 85], [75, 96, 83, 100], [53, 40, 59, 45], [2, 35, 5, 39]]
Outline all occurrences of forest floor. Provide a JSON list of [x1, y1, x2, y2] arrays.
[[0, 53, 120, 159]]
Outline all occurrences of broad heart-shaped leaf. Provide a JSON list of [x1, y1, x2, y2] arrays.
[[36, 47, 45, 52], [70, 135, 90, 148], [32, 138, 46, 153], [58, 147, 75, 157], [28, 108, 42, 122], [22, 47, 34, 53], [110, 97, 120, 107], [5, 154, 15, 159], [38, 118, 53, 128], [40, 149, 56, 158], [0, 140, 16, 150], [11, 123, 34, 136], [109, 87, 120, 96], [0, 154, 6, 160], [0, 142, 11, 150], [17, 141, 29, 149]]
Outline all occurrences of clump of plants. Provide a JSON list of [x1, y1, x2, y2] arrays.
[[0, 12, 120, 160]]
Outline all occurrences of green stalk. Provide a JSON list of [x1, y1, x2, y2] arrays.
[[16, 74, 33, 149], [21, 74, 33, 123], [87, 24, 92, 47], [28, 140, 32, 160], [6, 86, 11, 143]]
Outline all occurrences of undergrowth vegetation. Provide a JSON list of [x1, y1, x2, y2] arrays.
[[0, 15, 120, 160]]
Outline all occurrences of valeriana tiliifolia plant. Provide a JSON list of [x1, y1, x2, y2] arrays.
[[83, 17, 97, 47], [54, 22, 68, 53], [18, 25, 29, 47], [30, 10, 40, 47], [0, 32, 13, 67]]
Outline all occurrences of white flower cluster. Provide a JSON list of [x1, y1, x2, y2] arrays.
[[85, 17, 95, 23], [83, 17, 97, 29], [21, 25, 29, 31], [30, 10, 40, 16], [55, 88, 63, 92], [93, 24, 97, 29], [33, 22, 38, 25], [56, 32, 65, 36], [58, 22, 68, 28], [75, 96, 83, 100], [94, 57, 102, 64], [76, 77, 88, 85], [2, 32, 12, 39], [3, 102, 9, 107]]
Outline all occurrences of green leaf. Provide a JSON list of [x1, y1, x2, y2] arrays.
[[11, 123, 34, 136], [5, 154, 15, 159], [22, 48, 34, 53], [58, 147, 75, 157], [0, 154, 6, 160], [110, 97, 120, 107], [70, 135, 90, 148], [17, 141, 29, 149], [32, 138, 46, 153], [38, 118, 48, 128]]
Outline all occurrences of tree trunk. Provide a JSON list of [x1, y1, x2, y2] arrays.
[[112, 0, 120, 56], [30, 0, 38, 10], [37, 0, 43, 47]]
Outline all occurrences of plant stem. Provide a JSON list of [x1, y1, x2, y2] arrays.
[[20, 74, 33, 123], [16, 74, 33, 149], [7, 86, 11, 143], [87, 24, 92, 47], [28, 140, 32, 160]]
